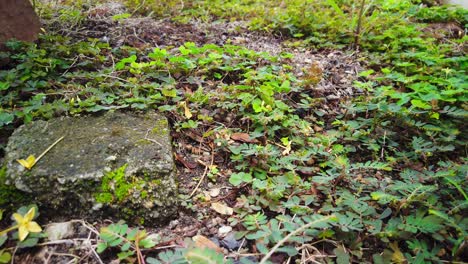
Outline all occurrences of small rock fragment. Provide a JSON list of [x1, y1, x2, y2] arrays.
[[209, 188, 221, 197], [45, 222, 75, 241], [217, 225, 232, 237]]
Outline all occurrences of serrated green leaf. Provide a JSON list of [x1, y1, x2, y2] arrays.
[[0, 112, 14, 126], [334, 247, 350, 264], [96, 243, 108, 253], [185, 248, 225, 264], [229, 172, 252, 186], [127, 228, 138, 241], [118, 224, 128, 236], [146, 257, 162, 264], [277, 246, 298, 256], [139, 238, 157, 249], [121, 242, 132, 251], [108, 237, 124, 247], [117, 250, 134, 260], [256, 242, 269, 254]]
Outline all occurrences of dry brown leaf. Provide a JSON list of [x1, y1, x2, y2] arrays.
[[192, 235, 223, 253], [175, 154, 198, 169], [211, 202, 233, 215], [231, 132, 258, 143]]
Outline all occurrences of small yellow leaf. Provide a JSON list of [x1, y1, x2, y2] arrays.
[[211, 202, 233, 215], [389, 242, 406, 264], [26, 222, 42, 233], [17, 155, 37, 170], [180, 101, 192, 119], [18, 225, 28, 241]]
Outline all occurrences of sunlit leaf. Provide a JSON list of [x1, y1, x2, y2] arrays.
[[17, 155, 36, 170]]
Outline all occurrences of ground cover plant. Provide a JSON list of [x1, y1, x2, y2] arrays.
[[0, 0, 467, 263]]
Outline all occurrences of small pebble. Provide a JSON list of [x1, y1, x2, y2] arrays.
[[218, 225, 232, 237]]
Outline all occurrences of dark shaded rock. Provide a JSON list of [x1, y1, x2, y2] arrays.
[[5, 111, 178, 225], [221, 233, 242, 250], [0, 0, 41, 49]]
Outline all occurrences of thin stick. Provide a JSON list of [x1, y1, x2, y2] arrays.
[[36, 136, 65, 163], [189, 154, 214, 197], [259, 215, 335, 264], [144, 129, 163, 147], [354, 0, 366, 50]]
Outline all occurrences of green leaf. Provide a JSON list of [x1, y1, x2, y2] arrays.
[[277, 246, 298, 256], [325, 0, 345, 17], [229, 172, 252, 186], [112, 13, 131, 21], [118, 224, 129, 236], [116, 55, 137, 70], [358, 70, 375, 77], [371, 192, 398, 204], [96, 242, 107, 253], [256, 242, 269, 254], [252, 98, 264, 113], [108, 237, 124, 247], [117, 251, 134, 260], [139, 237, 157, 249], [185, 248, 225, 264], [127, 228, 138, 241], [0, 112, 14, 126], [334, 246, 350, 264], [17, 237, 39, 248], [155, 249, 186, 263], [162, 88, 177, 98], [121, 242, 131, 251], [146, 257, 162, 264], [0, 236, 6, 247], [411, 99, 431, 110], [403, 214, 443, 233], [0, 250, 11, 264], [0, 81, 10, 91]]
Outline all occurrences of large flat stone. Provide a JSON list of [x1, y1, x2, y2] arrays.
[[5, 111, 178, 225]]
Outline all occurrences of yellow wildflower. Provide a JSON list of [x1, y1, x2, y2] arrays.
[[12, 207, 42, 241]]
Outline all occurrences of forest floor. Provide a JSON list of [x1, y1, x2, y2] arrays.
[[1, 1, 467, 263]]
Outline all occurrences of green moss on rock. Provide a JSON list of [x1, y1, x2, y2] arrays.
[[5, 111, 179, 225], [0, 165, 30, 209]]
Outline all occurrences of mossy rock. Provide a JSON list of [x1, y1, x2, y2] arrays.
[[4, 111, 178, 225]]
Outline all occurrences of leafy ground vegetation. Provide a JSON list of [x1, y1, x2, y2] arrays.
[[0, 0, 467, 263]]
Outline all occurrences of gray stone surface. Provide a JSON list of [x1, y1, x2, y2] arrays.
[[5, 111, 178, 225]]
